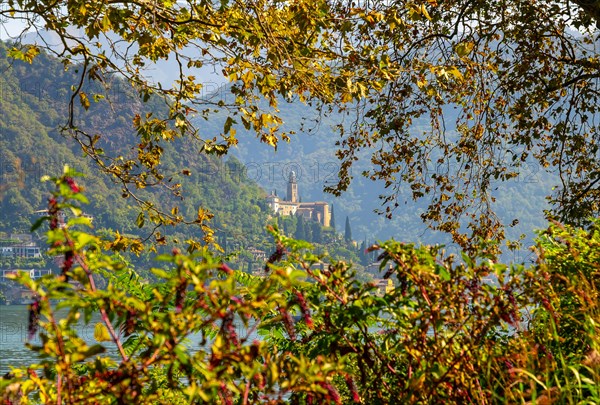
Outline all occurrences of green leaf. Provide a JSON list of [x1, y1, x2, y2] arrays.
[[136, 212, 145, 228], [455, 41, 474, 57], [75, 232, 96, 248], [437, 266, 450, 282], [224, 116, 235, 134], [84, 344, 107, 357], [30, 216, 48, 232]]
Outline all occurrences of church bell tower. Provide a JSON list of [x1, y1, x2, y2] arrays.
[[287, 171, 298, 203]]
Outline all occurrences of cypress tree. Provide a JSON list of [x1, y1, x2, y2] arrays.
[[331, 204, 336, 231], [359, 239, 367, 264], [295, 215, 305, 240], [305, 218, 312, 242], [312, 221, 322, 244], [344, 216, 352, 242]]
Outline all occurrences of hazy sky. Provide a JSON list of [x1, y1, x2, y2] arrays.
[[0, 15, 227, 91], [0, 17, 28, 41]]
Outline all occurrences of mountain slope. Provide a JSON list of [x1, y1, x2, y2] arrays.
[[0, 42, 270, 248]]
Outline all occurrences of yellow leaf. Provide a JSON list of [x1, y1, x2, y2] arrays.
[[341, 92, 353, 103], [241, 70, 255, 87], [447, 66, 463, 81], [79, 92, 90, 110], [94, 323, 111, 342], [421, 5, 432, 21]]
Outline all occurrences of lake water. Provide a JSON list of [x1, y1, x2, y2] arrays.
[[0, 305, 108, 374], [0, 305, 257, 375], [0, 305, 31, 374]]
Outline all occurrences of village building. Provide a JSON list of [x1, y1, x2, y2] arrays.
[[265, 171, 331, 227], [372, 278, 395, 296], [1, 268, 52, 281], [0, 234, 43, 258], [247, 247, 267, 261]]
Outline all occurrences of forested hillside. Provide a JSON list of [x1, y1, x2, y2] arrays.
[[0, 42, 269, 247]]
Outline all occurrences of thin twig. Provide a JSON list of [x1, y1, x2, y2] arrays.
[[74, 254, 129, 362]]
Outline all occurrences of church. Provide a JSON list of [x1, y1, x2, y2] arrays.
[[265, 171, 331, 227]]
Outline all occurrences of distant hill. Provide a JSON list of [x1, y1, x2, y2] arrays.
[[0, 42, 270, 249]]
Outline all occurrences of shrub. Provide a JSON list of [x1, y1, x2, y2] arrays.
[[2, 172, 599, 404]]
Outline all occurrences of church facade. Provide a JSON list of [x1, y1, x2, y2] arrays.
[[266, 171, 331, 227]]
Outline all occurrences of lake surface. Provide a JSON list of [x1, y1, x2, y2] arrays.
[[0, 305, 256, 375], [1, 305, 31, 374], [0, 305, 108, 374]]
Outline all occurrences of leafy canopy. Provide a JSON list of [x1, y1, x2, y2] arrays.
[[3, 0, 600, 252]]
